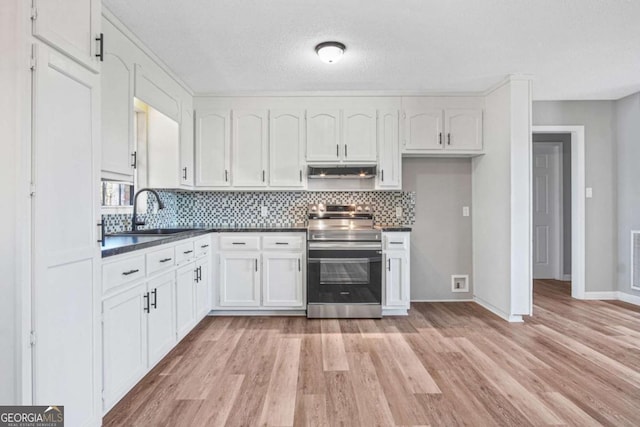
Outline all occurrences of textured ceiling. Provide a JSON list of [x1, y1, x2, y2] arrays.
[[103, 0, 640, 100]]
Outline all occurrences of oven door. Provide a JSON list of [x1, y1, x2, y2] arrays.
[[307, 242, 382, 304]]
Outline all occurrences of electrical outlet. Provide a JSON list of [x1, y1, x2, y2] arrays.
[[462, 206, 470, 217], [451, 275, 469, 292], [586, 187, 593, 198], [260, 206, 268, 217], [395, 207, 403, 218]]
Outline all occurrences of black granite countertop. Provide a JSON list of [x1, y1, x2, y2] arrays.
[[102, 226, 308, 258], [375, 225, 413, 232]]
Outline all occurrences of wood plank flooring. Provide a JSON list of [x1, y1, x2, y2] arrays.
[[104, 280, 640, 426]]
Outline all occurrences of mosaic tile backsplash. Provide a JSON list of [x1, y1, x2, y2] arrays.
[[103, 191, 415, 234]]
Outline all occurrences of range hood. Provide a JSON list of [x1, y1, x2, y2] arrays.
[[308, 165, 377, 179]]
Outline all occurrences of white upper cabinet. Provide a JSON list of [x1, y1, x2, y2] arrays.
[[32, 0, 101, 71], [269, 110, 305, 188], [306, 109, 341, 162], [232, 110, 268, 187], [444, 109, 483, 151], [101, 39, 134, 180], [195, 109, 231, 187], [403, 109, 444, 151], [342, 109, 377, 163], [377, 109, 401, 189], [180, 100, 195, 187]]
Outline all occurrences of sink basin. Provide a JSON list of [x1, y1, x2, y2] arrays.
[[110, 228, 199, 236]]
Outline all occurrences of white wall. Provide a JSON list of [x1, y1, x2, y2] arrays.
[[402, 158, 472, 301], [533, 101, 617, 292], [615, 92, 640, 298]]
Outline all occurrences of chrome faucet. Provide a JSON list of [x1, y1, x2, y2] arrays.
[[131, 188, 165, 231]]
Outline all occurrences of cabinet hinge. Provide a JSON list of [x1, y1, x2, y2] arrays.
[[29, 184, 36, 198], [30, 331, 36, 346], [30, 6, 37, 21]]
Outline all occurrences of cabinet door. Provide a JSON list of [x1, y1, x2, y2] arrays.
[[377, 109, 401, 189], [342, 109, 377, 162], [232, 110, 268, 187], [31, 45, 101, 426], [180, 101, 195, 187], [384, 252, 410, 308], [306, 109, 341, 162], [176, 263, 197, 339], [219, 253, 261, 307], [195, 259, 210, 319], [102, 285, 147, 412], [403, 109, 443, 151], [195, 109, 231, 187], [444, 109, 483, 151], [147, 273, 176, 367], [269, 110, 305, 187], [32, 0, 101, 71], [263, 253, 304, 307], [101, 40, 134, 180]]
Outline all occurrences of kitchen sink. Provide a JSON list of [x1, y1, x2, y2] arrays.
[[110, 228, 200, 236]]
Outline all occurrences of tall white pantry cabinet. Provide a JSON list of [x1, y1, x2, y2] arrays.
[[29, 0, 103, 426]]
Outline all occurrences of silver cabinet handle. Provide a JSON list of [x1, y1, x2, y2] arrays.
[[255, 259, 258, 272], [336, 144, 339, 158], [122, 269, 139, 276], [390, 241, 403, 245], [151, 288, 157, 309], [182, 167, 187, 180], [381, 170, 384, 182], [201, 244, 209, 248], [298, 258, 301, 271], [262, 170, 265, 182], [439, 132, 442, 145], [183, 250, 193, 254], [387, 259, 391, 271], [344, 144, 348, 158], [448, 133, 451, 145], [299, 170, 302, 182], [232, 242, 246, 245], [131, 151, 137, 168], [275, 242, 289, 245], [143, 292, 150, 313], [225, 170, 229, 182], [159, 258, 172, 263]]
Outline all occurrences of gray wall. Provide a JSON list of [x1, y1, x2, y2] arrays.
[[615, 92, 640, 297], [533, 101, 617, 293], [402, 158, 473, 301], [532, 133, 572, 276], [0, 0, 19, 404]]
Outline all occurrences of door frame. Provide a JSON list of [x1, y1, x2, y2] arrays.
[[531, 126, 585, 299], [532, 142, 563, 281]]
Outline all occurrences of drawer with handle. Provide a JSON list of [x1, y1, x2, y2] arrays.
[[194, 236, 212, 257], [220, 235, 260, 251], [384, 234, 409, 250], [103, 254, 146, 293], [146, 246, 175, 275], [262, 235, 304, 250], [175, 241, 196, 265]]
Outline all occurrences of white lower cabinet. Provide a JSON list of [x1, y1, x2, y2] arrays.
[[216, 233, 305, 310], [102, 271, 176, 412], [219, 253, 261, 307], [195, 258, 211, 318], [176, 262, 198, 339], [382, 232, 411, 313], [263, 252, 304, 307]]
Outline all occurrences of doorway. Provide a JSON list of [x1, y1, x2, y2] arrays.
[[531, 126, 586, 300]]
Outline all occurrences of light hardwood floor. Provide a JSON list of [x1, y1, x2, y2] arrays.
[[104, 280, 640, 426]]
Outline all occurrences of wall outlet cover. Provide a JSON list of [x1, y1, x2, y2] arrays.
[[462, 206, 470, 217], [260, 206, 268, 217], [451, 275, 470, 293], [396, 206, 403, 218]]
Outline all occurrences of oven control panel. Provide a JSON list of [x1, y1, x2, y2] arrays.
[[308, 203, 372, 216]]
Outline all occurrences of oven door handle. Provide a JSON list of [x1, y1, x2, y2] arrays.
[[308, 242, 382, 250]]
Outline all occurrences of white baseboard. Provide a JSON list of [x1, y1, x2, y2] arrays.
[[473, 296, 523, 323], [583, 291, 619, 300], [411, 299, 474, 302], [617, 292, 640, 306], [382, 308, 409, 316], [208, 310, 306, 316], [563, 274, 572, 281]]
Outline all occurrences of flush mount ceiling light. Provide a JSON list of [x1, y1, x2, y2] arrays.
[[315, 41, 346, 64]]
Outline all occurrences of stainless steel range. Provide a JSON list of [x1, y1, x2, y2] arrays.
[[306, 203, 382, 318]]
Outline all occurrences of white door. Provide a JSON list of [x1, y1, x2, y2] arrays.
[[195, 259, 210, 319], [263, 253, 304, 307], [176, 263, 197, 339], [269, 110, 305, 187], [195, 109, 231, 187], [32, 0, 101, 71], [377, 109, 401, 189], [403, 109, 443, 151], [306, 109, 341, 162], [31, 45, 101, 426], [342, 109, 377, 162], [232, 110, 268, 187], [384, 252, 410, 308], [147, 273, 176, 367], [101, 39, 134, 180], [444, 109, 483, 151], [180, 101, 195, 187], [219, 254, 261, 307], [533, 143, 562, 279], [102, 285, 148, 412]]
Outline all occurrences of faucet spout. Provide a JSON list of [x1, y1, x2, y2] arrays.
[[132, 188, 165, 231]]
